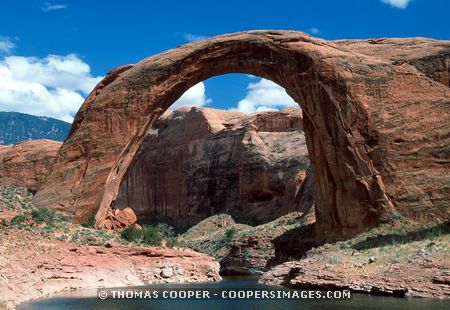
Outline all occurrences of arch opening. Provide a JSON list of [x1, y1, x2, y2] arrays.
[[110, 73, 314, 231]]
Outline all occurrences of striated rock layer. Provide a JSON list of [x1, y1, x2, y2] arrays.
[[259, 250, 450, 298], [0, 140, 62, 191], [0, 229, 220, 309], [32, 31, 450, 242], [112, 106, 312, 229], [335, 38, 450, 87]]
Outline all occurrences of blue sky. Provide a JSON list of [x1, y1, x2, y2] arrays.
[[0, 0, 449, 121]]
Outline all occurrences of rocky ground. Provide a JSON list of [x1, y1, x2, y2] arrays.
[[260, 222, 450, 298], [0, 186, 221, 310]]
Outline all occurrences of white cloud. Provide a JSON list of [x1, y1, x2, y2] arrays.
[[180, 33, 207, 42], [308, 28, 321, 35], [0, 54, 102, 122], [231, 79, 298, 114], [170, 82, 212, 109], [0, 37, 16, 54], [381, 0, 412, 9], [41, 2, 67, 12]]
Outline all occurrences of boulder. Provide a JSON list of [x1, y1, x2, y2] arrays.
[[102, 207, 137, 231]]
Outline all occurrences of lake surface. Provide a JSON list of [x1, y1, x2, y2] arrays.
[[18, 276, 450, 310]]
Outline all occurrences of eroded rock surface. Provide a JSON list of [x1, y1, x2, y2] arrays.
[[31, 30, 450, 242], [0, 229, 220, 309], [335, 38, 450, 87], [259, 245, 450, 298], [100, 207, 138, 231], [0, 140, 61, 191], [112, 107, 312, 229]]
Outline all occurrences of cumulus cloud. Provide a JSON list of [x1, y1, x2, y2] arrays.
[[0, 54, 102, 122], [0, 37, 16, 54], [381, 0, 412, 9], [179, 33, 207, 42], [41, 2, 68, 12], [231, 78, 298, 114], [308, 27, 321, 35], [170, 82, 212, 109]]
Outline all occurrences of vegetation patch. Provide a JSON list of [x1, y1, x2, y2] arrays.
[[119, 222, 178, 247], [177, 211, 311, 260], [309, 221, 450, 266], [31, 207, 55, 224]]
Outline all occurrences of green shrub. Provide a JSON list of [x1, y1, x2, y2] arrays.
[[167, 237, 179, 248], [225, 227, 237, 241], [272, 144, 285, 153], [156, 222, 175, 238], [31, 208, 54, 224], [82, 214, 96, 228], [242, 248, 251, 259], [10, 214, 27, 225], [120, 224, 143, 242], [142, 225, 164, 246]]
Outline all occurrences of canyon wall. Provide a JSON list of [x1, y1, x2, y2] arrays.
[[112, 107, 314, 229], [0, 140, 62, 191]]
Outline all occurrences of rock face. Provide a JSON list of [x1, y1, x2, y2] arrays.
[[335, 38, 450, 87], [32, 31, 450, 243], [220, 235, 277, 275], [112, 106, 311, 229], [0, 140, 61, 191]]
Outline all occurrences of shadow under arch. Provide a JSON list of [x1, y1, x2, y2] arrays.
[[34, 30, 423, 243]]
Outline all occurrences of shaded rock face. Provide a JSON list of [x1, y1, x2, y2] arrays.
[[220, 236, 273, 275], [0, 140, 61, 191], [33, 31, 450, 242], [112, 107, 311, 229]]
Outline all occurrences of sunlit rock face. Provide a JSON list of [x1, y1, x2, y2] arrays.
[[112, 107, 314, 229], [32, 31, 450, 242], [0, 139, 62, 191]]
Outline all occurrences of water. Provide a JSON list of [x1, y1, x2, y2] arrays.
[[18, 276, 450, 310]]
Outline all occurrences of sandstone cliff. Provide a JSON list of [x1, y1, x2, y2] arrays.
[[0, 140, 62, 191], [335, 38, 449, 87], [112, 107, 314, 229], [30, 31, 449, 243]]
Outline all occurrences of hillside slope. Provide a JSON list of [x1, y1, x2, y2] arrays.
[[0, 112, 70, 145]]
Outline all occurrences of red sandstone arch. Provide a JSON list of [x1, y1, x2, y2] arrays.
[[33, 31, 450, 242]]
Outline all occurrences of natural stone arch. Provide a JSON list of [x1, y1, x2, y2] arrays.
[[33, 31, 450, 242]]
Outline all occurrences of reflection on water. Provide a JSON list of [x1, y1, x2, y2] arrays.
[[18, 276, 450, 310]]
